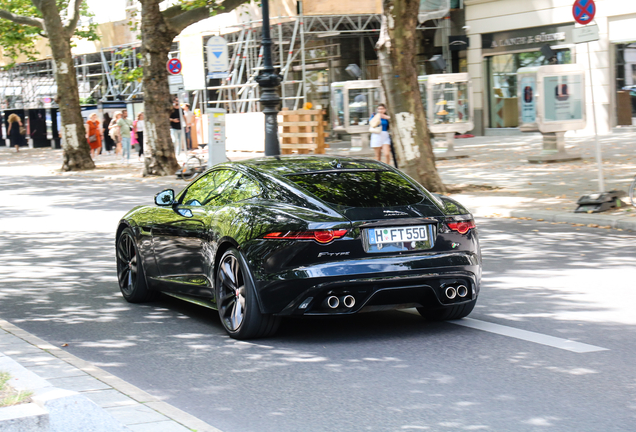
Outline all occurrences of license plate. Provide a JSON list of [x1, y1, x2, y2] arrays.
[[367, 225, 429, 245]]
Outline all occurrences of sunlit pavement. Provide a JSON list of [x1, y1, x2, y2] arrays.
[[1, 141, 636, 431]]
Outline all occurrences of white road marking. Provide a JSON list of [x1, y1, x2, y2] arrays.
[[402, 310, 609, 353]]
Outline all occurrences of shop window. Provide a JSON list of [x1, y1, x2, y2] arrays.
[[487, 49, 571, 128]]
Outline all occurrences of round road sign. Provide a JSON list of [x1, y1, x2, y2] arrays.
[[572, 0, 595, 25], [167, 58, 182, 75]]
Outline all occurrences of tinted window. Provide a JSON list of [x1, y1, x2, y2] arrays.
[[182, 169, 239, 206], [285, 170, 424, 208], [226, 175, 262, 203]]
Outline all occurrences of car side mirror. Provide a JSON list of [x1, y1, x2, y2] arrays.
[[155, 189, 175, 206]]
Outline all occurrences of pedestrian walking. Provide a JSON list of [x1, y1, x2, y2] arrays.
[[117, 109, 134, 163], [7, 113, 25, 152], [86, 113, 102, 159], [183, 103, 194, 150], [170, 101, 183, 156], [133, 112, 145, 161], [103, 113, 114, 154], [369, 103, 392, 165], [109, 111, 123, 156]]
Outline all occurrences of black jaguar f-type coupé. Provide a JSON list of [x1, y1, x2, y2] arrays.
[[116, 156, 481, 339]]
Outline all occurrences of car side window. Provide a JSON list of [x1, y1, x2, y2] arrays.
[[226, 174, 262, 203], [182, 169, 239, 206]]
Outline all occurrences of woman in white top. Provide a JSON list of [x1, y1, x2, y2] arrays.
[[133, 112, 145, 160]]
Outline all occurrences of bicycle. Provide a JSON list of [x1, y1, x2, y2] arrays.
[[178, 154, 206, 181]]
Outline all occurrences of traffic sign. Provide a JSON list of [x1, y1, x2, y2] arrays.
[[166, 58, 182, 75], [573, 24, 599, 44], [168, 75, 184, 93], [572, 0, 595, 25], [206, 36, 229, 73]]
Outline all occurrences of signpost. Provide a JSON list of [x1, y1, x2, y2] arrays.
[[166, 58, 186, 156], [571, 0, 604, 192]]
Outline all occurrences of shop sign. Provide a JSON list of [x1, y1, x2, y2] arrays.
[[572, 24, 599, 44], [482, 25, 574, 54]]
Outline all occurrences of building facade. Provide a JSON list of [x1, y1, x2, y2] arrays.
[[465, 0, 636, 135]]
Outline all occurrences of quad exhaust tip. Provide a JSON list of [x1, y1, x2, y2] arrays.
[[342, 295, 355, 308], [445, 287, 457, 300], [326, 296, 340, 309]]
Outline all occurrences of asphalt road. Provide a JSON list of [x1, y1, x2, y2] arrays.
[[1, 171, 636, 432]]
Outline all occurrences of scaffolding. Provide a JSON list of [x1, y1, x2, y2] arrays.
[[206, 13, 449, 114], [206, 14, 386, 114], [0, 13, 446, 113], [0, 46, 148, 111]]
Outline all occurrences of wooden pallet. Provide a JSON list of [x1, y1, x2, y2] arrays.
[[279, 108, 329, 154]]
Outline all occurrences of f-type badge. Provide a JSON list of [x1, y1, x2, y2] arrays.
[[318, 251, 350, 258]]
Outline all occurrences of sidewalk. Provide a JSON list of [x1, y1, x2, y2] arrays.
[[0, 318, 220, 432], [2, 128, 636, 230]]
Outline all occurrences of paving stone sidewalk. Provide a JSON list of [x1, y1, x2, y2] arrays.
[[0, 318, 221, 432]]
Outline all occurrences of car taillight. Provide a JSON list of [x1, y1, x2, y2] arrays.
[[263, 229, 348, 244], [446, 219, 476, 234]]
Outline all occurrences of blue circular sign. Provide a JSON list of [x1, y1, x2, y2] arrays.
[[166, 58, 182, 75], [572, 0, 595, 25]]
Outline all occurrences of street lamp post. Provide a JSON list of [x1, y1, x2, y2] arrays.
[[256, 0, 282, 156]]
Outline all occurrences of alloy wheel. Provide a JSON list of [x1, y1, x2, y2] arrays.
[[217, 254, 246, 331], [116, 233, 137, 296]]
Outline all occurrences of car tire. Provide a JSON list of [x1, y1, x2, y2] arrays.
[[417, 299, 476, 321], [116, 228, 158, 303], [216, 247, 280, 340]]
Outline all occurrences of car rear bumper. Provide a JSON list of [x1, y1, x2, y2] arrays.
[[252, 252, 481, 315]]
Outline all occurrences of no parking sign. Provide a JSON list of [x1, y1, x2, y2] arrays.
[[166, 58, 182, 75], [572, 0, 595, 25]]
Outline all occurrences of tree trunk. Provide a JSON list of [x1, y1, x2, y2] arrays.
[[39, 0, 94, 171], [139, 0, 180, 177], [377, 0, 445, 193]]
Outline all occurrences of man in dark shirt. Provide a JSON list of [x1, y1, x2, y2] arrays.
[[170, 101, 183, 155]]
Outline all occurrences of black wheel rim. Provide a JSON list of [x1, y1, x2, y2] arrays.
[[116, 234, 137, 296], [217, 254, 246, 331]]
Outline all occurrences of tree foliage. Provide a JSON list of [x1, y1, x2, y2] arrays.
[[0, 0, 97, 69]]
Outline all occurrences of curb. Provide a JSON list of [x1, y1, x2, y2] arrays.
[[0, 318, 222, 432], [508, 209, 636, 231], [0, 354, 132, 432]]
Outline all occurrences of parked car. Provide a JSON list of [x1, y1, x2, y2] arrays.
[[116, 156, 482, 339]]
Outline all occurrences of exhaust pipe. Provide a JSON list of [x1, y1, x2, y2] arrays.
[[445, 286, 457, 300], [324, 295, 340, 309], [341, 295, 355, 308], [456, 285, 468, 298]]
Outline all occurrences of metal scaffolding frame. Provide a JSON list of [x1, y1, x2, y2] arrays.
[[207, 13, 447, 114], [0, 45, 147, 110], [207, 13, 386, 114], [0, 13, 446, 113]]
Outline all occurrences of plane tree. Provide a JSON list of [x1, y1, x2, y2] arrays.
[[0, 0, 98, 171]]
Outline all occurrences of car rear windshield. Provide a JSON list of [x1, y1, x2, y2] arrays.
[[285, 170, 424, 208]]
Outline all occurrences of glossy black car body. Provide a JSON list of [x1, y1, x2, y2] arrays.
[[116, 156, 481, 339]]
